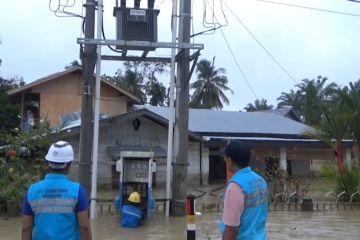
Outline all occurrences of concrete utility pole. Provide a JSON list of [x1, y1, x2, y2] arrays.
[[171, 0, 191, 216], [79, 0, 97, 194]]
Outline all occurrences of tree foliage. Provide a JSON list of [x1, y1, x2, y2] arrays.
[[338, 80, 360, 165], [321, 165, 360, 201], [102, 61, 169, 106], [278, 77, 360, 172], [0, 120, 53, 209], [304, 96, 352, 172], [190, 57, 233, 109], [0, 76, 25, 136], [244, 98, 273, 112], [277, 76, 339, 125], [65, 60, 81, 69]]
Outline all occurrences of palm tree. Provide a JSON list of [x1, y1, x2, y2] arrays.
[[189, 57, 233, 109], [244, 99, 273, 112], [277, 89, 301, 107], [278, 76, 339, 124], [305, 91, 352, 173], [339, 80, 360, 166], [296, 76, 339, 125]]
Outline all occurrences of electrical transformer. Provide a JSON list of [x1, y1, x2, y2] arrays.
[[113, 7, 160, 50]]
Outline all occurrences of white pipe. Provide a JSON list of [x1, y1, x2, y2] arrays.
[[165, 0, 179, 217], [90, 0, 103, 220]]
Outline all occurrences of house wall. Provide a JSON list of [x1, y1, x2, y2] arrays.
[[99, 84, 128, 116], [250, 146, 337, 175], [29, 72, 129, 126], [188, 141, 210, 186], [65, 134, 113, 186], [33, 72, 82, 126], [64, 115, 211, 188]]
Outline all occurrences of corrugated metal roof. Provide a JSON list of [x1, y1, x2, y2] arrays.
[[135, 105, 312, 138]]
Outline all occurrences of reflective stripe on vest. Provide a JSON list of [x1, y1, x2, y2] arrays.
[[30, 198, 77, 214]]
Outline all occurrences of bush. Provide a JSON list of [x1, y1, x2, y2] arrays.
[[0, 120, 54, 211], [320, 165, 360, 202]]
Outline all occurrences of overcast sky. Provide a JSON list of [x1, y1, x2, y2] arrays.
[[1, 0, 360, 111]]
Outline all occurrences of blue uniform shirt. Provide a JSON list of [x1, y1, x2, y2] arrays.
[[121, 204, 142, 228], [22, 174, 88, 240]]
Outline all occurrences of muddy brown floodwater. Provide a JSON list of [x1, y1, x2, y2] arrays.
[[196, 210, 360, 240], [1, 210, 360, 239]]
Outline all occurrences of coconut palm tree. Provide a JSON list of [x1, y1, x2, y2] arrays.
[[189, 57, 233, 109], [244, 98, 273, 112]]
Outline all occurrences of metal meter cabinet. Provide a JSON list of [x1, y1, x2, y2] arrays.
[[115, 151, 155, 220]]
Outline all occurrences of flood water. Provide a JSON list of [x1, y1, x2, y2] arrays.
[[1, 210, 360, 239], [196, 210, 360, 240]]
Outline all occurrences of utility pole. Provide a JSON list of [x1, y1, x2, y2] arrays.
[[172, 0, 191, 216], [165, 0, 179, 217], [79, 0, 96, 195]]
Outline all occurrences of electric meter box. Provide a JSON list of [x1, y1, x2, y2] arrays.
[[113, 7, 160, 50], [115, 151, 155, 219], [123, 159, 149, 183]]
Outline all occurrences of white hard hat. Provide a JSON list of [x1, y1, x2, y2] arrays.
[[45, 141, 74, 163]]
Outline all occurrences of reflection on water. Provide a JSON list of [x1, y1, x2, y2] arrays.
[[1, 210, 360, 239]]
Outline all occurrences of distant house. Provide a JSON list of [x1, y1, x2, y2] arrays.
[[6, 67, 140, 128], [60, 105, 355, 187]]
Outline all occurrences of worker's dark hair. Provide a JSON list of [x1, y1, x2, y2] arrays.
[[49, 162, 71, 173], [225, 141, 251, 168]]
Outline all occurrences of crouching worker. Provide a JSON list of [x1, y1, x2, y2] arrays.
[[121, 192, 143, 228]]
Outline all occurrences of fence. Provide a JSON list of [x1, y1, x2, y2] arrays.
[[96, 187, 360, 214]]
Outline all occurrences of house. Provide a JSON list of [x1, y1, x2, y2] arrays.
[[6, 67, 140, 128], [60, 105, 355, 187]]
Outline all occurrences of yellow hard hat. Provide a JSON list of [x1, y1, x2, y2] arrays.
[[128, 192, 141, 203]]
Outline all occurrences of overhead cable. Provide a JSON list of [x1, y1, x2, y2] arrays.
[[223, 1, 297, 84], [49, 0, 84, 18], [257, 0, 360, 18], [206, 2, 258, 99], [219, 27, 259, 100]]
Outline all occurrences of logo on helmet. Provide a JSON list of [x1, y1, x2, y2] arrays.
[[53, 151, 58, 156]]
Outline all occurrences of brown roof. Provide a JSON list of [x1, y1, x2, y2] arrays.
[[7, 66, 140, 103]]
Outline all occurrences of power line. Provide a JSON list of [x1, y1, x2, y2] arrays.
[[155, 0, 167, 9], [206, 1, 258, 99], [219, 27, 259, 100], [257, 0, 360, 18], [223, 1, 297, 84]]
